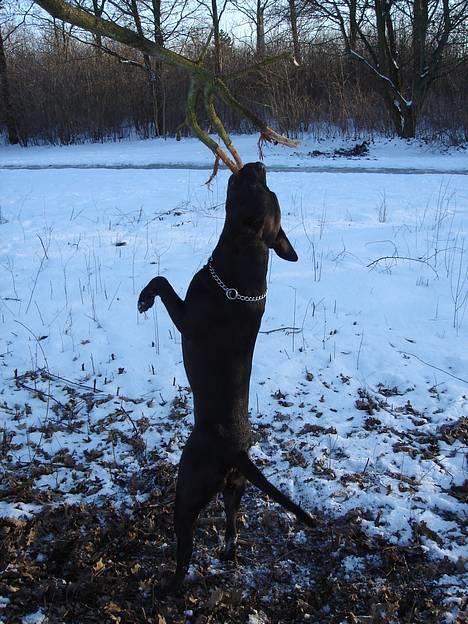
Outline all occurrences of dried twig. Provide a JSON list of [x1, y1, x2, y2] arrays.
[[367, 255, 439, 276], [397, 351, 468, 384]]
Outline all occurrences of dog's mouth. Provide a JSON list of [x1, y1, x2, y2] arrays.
[[239, 162, 267, 186], [229, 162, 266, 189]]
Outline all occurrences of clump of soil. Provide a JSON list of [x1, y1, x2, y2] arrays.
[[308, 142, 370, 159]]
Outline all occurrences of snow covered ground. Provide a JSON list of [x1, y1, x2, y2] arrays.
[[0, 134, 467, 619]]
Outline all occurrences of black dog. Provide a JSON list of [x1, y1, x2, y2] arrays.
[[138, 162, 314, 592]]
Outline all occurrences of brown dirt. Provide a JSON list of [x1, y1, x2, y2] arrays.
[[0, 461, 464, 624]]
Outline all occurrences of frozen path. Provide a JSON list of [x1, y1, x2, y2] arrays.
[[1, 162, 466, 174], [0, 133, 466, 173]]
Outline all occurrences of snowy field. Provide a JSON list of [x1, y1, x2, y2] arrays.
[[0, 135, 467, 622]]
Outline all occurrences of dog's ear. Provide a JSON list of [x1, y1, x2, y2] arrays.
[[273, 228, 298, 262]]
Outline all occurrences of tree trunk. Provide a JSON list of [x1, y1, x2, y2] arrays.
[[349, 0, 357, 50], [256, 0, 266, 59], [211, 0, 222, 74], [152, 0, 165, 135], [385, 93, 417, 138], [92, 0, 105, 49], [288, 0, 301, 64], [130, 0, 165, 136], [0, 26, 19, 144], [401, 107, 417, 138]]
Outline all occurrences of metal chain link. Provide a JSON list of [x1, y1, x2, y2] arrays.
[[207, 257, 267, 302]]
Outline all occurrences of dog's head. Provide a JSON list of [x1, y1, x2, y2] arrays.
[[226, 162, 298, 262]]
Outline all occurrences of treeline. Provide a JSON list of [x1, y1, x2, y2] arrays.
[[2, 29, 467, 145]]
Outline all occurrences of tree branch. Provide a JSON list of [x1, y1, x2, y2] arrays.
[[34, 0, 208, 74], [33, 0, 299, 167], [349, 49, 410, 107], [185, 78, 239, 174]]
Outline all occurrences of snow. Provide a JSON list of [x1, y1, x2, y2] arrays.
[[0, 133, 466, 172], [0, 134, 467, 571], [21, 611, 47, 624], [248, 610, 269, 624], [437, 575, 467, 623]]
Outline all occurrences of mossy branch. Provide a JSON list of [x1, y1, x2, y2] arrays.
[[205, 86, 243, 169], [34, 0, 207, 75], [33, 0, 300, 166], [225, 51, 298, 81], [186, 79, 239, 174]]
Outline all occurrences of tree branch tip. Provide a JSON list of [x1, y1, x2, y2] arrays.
[[214, 147, 240, 176], [261, 128, 300, 148], [205, 155, 221, 186]]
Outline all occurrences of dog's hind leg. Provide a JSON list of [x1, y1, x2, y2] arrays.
[[161, 438, 225, 593], [221, 469, 246, 561]]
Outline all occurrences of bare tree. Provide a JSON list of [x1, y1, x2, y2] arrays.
[[127, 0, 166, 134], [68, 1, 194, 136], [232, 0, 277, 58], [0, 25, 18, 144], [47, 1, 207, 136], [306, 0, 468, 137], [0, 0, 21, 143], [194, 0, 230, 74], [107, 0, 202, 135], [287, 0, 301, 63], [32, 0, 297, 170], [91, 0, 105, 47], [267, 0, 309, 64]]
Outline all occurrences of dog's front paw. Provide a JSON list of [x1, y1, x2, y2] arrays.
[[138, 288, 156, 313], [138, 277, 168, 313]]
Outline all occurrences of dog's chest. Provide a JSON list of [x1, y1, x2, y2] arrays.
[[184, 270, 265, 344]]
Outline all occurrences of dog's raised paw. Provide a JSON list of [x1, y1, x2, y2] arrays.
[[138, 292, 155, 313]]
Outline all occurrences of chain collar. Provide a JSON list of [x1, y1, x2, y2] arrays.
[[207, 257, 267, 302]]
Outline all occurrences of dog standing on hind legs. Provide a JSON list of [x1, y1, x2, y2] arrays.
[[138, 162, 315, 593]]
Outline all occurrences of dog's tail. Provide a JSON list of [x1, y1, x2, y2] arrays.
[[233, 452, 315, 527]]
